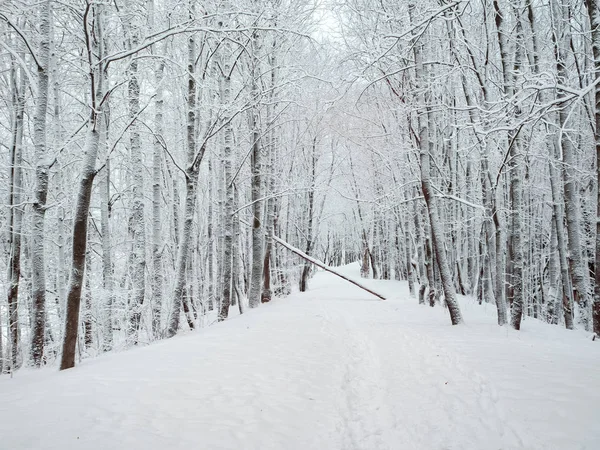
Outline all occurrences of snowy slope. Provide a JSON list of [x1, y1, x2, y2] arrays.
[[1, 263, 598, 450]]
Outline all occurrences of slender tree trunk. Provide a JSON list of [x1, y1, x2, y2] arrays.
[[555, 1, 590, 329], [232, 186, 244, 314], [100, 153, 114, 350], [219, 53, 234, 321], [30, 0, 52, 366], [261, 55, 277, 303], [151, 56, 165, 338], [207, 158, 215, 311], [167, 10, 204, 336], [6, 62, 27, 370], [424, 217, 436, 307], [127, 18, 146, 344], [508, 138, 525, 329], [508, 5, 525, 330], [83, 251, 93, 349], [248, 26, 263, 308], [584, 0, 600, 335], [147, 0, 164, 337], [60, 2, 105, 370], [403, 209, 415, 297], [300, 140, 317, 292], [410, 3, 462, 324], [550, 148, 575, 329]]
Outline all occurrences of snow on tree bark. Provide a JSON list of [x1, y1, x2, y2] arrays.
[[6, 61, 27, 370], [555, 0, 590, 330], [248, 23, 264, 309], [30, 0, 52, 366], [126, 6, 146, 345], [60, 2, 106, 370], [219, 46, 234, 322], [410, 2, 462, 325], [584, 0, 600, 336], [167, 7, 203, 336]]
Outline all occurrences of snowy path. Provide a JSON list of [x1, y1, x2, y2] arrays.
[[1, 264, 599, 450]]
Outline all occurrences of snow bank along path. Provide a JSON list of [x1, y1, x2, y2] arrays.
[[1, 263, 598, 450]]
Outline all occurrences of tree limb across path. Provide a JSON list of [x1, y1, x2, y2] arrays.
[[273, 235, 387, 301]]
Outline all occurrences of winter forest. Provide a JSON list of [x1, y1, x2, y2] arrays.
[[2, 0, 600, 447], [2, 0, 600, 377]]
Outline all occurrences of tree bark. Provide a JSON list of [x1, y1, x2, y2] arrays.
[[30, 0, 52, 366], [151, 54, 165, 338], [553, 0, 589, 329], [60, 2, 105, 370], [127, 13, 146, 344], [167, 8, 205, 336], [584, 0, 600, 335], [6, 61, 27, 370], [248, 25, 263, 308], [410, 3, 462, 324], [219, 51, 234, 321]]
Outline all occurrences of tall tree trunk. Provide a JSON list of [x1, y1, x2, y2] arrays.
[[261, 50, 278, 303], [410, 3, 462, 325], [232, 185, 244, 314], [207, 158, 215, 311], [248, 25, 263, 308], [424, 216, 436, 307], [100, 153, 114, 350], [6, 62, 27, 370], [403, 208, 415, 297], [83, 251, 93, 349], [60, 2, 105, 370], [584, 0, 600, 335], [219, 52, 234, 322], [167, 6, 204, 336], [30, 0, 52, 366], [127, 15, 146, 344], [550, 147, 575, 329], [556, 1, 590, 329], [300, 140, 317, 292], [509, 5, 525, 330]]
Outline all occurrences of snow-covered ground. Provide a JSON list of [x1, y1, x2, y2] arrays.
[[1, 263, 598, 450]]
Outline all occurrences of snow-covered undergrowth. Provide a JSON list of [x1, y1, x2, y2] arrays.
[[1, 263, 598, 449]]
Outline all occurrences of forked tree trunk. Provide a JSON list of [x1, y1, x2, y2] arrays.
[[410, 3, 462, 325], [167, 8, 204, 336], [555, 0, 589, 329], [261, 49, 278, 303]]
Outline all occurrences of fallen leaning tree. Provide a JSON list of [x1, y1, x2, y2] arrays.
[[273, 236, 387, 301]]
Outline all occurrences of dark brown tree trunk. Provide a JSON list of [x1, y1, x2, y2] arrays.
[[60, 2, 105, 370]]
